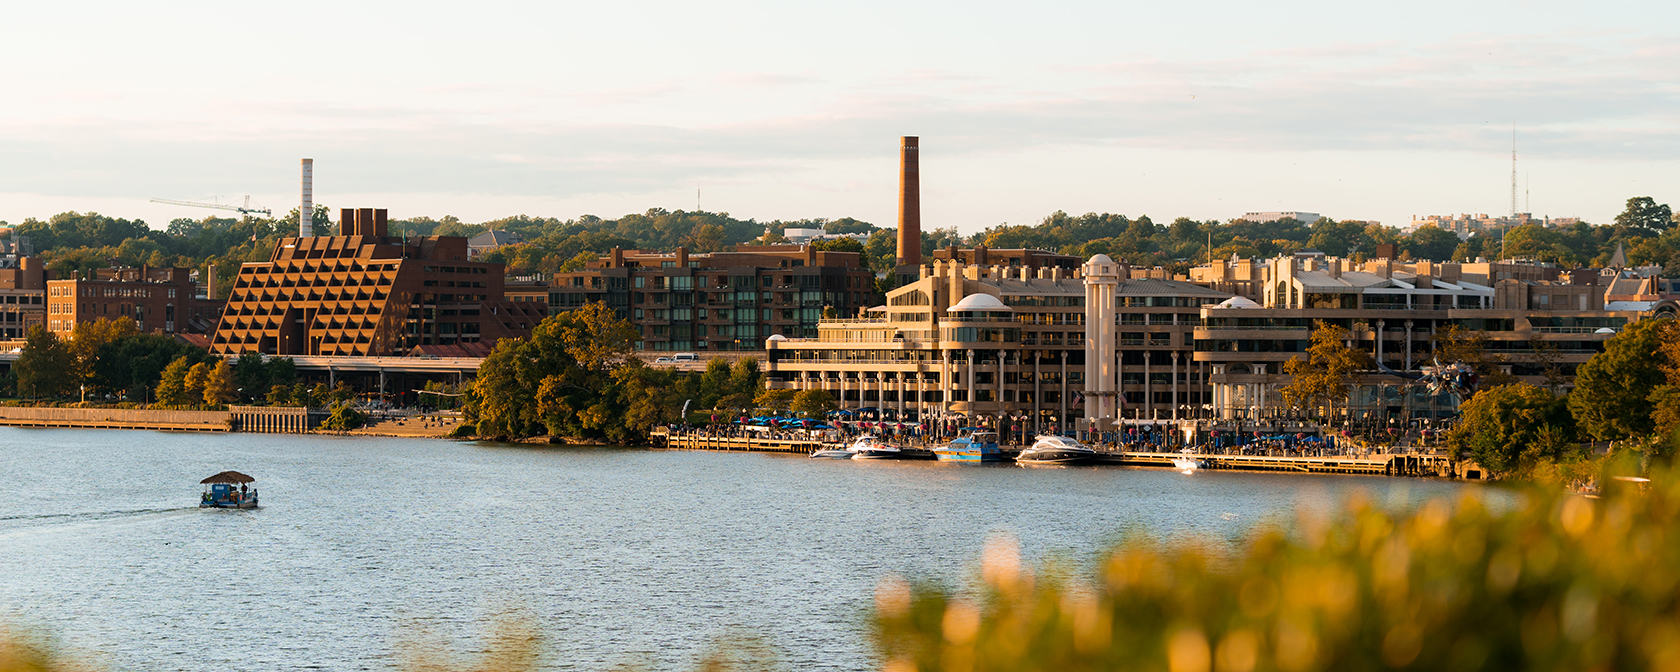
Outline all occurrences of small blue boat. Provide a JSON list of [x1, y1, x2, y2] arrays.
[[934, 431, 1006, 463], [200, 471, 259, 509]]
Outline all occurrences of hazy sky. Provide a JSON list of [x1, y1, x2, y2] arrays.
[[2, 0, 1676, 234]]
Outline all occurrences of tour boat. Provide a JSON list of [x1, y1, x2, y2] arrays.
[[200, 471, 259, 509], [847, 434, 901, 460], [1172, 448, 1206, 472], [1017, 435, 1099, 465], [810, 447, 854, 459], [933, 431, 1005, 463]]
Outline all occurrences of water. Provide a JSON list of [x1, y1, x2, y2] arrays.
[[0, 429, 1491, 671]]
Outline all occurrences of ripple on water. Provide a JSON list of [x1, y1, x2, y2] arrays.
[[0, 429, 1494, 671]]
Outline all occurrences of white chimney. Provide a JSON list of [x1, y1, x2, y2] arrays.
[[300, 158, 314, 238]]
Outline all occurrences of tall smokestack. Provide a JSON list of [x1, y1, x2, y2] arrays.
[[300, 158, 314, 238], [896, 137, 921, 270]]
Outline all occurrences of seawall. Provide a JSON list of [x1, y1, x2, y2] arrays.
[[0, 407, 231, 432]]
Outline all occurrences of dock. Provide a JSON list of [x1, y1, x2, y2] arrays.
[[652, 430, 1455, 477]]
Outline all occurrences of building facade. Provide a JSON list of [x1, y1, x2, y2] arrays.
[[763, 258, 1232, 435], [547, 245, 876, 351], [209, 208, 547, 356], [46, 266, 218, 336]]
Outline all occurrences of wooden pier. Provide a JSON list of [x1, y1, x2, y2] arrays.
[[652, 430, 1457, 477]]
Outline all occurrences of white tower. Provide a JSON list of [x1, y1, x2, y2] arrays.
[[300, 158, 314, 238], [1082, 255, 1120, 433]]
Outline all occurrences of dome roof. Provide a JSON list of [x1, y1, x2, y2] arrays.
[[1215, 296, 1262, 309], [766, 334, 788, 342], [1087, 253, 1114, 265], [947, 293, 1012, 312]]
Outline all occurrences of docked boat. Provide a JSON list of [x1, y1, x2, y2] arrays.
[[200, 471, 259, 509], [810, 447, 854, 459], [1172, 448, 1206, 472], [847, 434, 901, 460], [933, 431, 1005, 463], [1017, 435, 1099, 465]]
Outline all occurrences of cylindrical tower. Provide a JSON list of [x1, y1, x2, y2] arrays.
[[300, 159, 314, 238], [896, 137, 921, 270], [1083, 254, 1121, 433]]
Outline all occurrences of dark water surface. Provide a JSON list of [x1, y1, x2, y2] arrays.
[[0, 429, 1491, 671]]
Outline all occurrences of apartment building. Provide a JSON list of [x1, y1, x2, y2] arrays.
[[46, 266, 219, 336], [547, 245, 876, 351], [209, 208, 547, 356]]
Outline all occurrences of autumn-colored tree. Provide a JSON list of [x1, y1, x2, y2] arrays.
[[1280, 323, 1370, 425], [792, 389, 837, 418], [157, 357, 194, 407], [184, 362, 212, 402], [203, 360, 238, 406]]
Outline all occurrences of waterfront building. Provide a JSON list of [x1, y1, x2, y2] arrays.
[[1192, 255, 1660, 425], [0, 256, 46, 339], [547, 245, 876, 351], [46, 266, 219, 337], [209, 208, 547, 356], [763, 258, 1231, 435]]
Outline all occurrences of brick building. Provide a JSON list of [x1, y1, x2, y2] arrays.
[[46, 266, 219, 336], [0, 257, 46, 338], [548, 245, 876, 351], [209, 208, 547, 356]]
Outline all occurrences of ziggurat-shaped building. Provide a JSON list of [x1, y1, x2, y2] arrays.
[[210, 208, 546, 356]]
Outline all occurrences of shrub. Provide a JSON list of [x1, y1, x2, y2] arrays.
[[874, 463, 1675, 672], [321, 403, 366, 431]]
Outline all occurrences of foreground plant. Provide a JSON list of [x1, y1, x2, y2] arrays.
[[873, 472, 1676, 672]]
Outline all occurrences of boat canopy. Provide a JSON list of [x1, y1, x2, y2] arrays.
[[200, 471, 256, 485]]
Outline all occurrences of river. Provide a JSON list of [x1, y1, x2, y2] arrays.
[[0, 429, 1492, 671]]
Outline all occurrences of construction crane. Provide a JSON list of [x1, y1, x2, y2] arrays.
[[149, 195, 272, 216]]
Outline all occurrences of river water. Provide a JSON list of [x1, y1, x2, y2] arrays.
[[0, 429, 1491, 671]]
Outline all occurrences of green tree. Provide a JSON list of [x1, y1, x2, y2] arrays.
[[184, 362, 211, 402], [203, 360, 237, 406], [69, 317, 137, 394], [1615, 196, 1673, 233], [1570, 319, 1672, 440], [728, 357, 762, 397], [291, 381, 312, 408], [15, 326, 74, 400], [1403, 225, 1460, 262], [1279, 324, 1370, 424], [754, 388, 796, 413], [1448, 382, 1577, 478], [792, 389, 837, 418], [471, 301, 641, 439], [157, 357, 194, 407], [1432, 325, 1516, 392], [322, 403, 366, 431], [267, 383, 294, 406]]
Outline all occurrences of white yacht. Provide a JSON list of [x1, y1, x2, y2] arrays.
[[847, 434, 901, 460], [1172, 448, 1206, 472], [1016, 435, 1099, 465]]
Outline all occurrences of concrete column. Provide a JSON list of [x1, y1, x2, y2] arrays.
[[1376, 319, 1386, 367], [1172, 351, 1180, 420], [966, 348, 975, 421], [1059, 351, 1068, 431], [997, 349, 1006, 431], [1405, 320, 1414, 370], [1033, 352, 1042, 434], [1143, 351, 1152, 419], [897, 373, 906, 420], [1082, 255, 1120, 432]]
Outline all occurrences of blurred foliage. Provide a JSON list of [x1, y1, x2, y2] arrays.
[[873, 458, 1680, 672]]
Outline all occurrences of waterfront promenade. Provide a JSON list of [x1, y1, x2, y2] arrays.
[[653, 429, 1463, 477]]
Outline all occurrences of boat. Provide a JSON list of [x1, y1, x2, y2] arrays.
[[933, 431, 1006, 463], [200, 471, 259, 509], [846, 434, 901, 460], [1172, 448, 1206, 472], [810, 447, 853, 459], [1017, 435, 1099, 465]]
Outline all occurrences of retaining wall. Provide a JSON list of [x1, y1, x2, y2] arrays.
[[0, 407, 231, 431]]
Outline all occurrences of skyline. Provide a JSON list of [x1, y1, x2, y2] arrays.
[[2, 0, 1675, 233]]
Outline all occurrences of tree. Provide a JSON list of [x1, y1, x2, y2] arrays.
[[233, 353, 269, 403], [728, 357, 762, 397], [1280, 324, 1370, 424], [157, 357, 194, 407], [1569, 319, 1671, 441], [267, 383, 294, 406], [69, 317, 137, 393], [1432, 325, 1516, 392], [1448, 382, 1577, 478], [792, 389, 837, 418], [1615, 196, 1673, 233], [1403, 225, 1460, 262], [184, 362, 212, 402], [203, 360, 237, 406], [15, 326, 75, 400], [754, 389, 796, 413], [322, 403, 366, 431]]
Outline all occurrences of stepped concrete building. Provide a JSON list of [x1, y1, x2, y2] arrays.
[[209, 208, 547, 356]]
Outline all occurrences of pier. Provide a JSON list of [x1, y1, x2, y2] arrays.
[[653, 430, 1457, 477]]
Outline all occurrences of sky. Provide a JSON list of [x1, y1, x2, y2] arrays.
[[1, 0, 1676, 235]]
